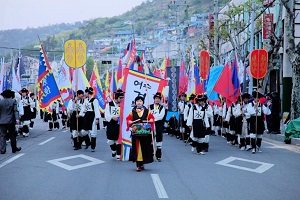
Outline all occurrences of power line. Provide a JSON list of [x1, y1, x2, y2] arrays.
[[0, 46, 63, 53]]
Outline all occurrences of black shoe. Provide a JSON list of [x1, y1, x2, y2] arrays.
[[112, 153, 116, 158], [12, 147, 21, 153], [157, 158, 161, 162], [0, 150, 6, 154]]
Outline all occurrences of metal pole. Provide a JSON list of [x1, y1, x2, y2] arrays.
[[248, 0, 255, 94], [214, 0, 219, 66]]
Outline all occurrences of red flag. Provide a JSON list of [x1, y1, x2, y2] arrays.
[[179, 61, 187, 93], [153, 68, 161, 77], [166, 56, 170, 67], [213, 63, 231, 101], [117, 59, 122, 81]]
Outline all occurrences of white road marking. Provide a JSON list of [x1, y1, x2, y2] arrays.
[[215, 156, 274, 174], [47, 154, 105, 171], [263, 139, 300, 154], [151, 174, 169, 199], [38, 137, 55, 145], [0, 153, 25, 169]]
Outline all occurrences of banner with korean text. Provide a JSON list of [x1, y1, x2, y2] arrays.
[[119, 68, 165, 161]]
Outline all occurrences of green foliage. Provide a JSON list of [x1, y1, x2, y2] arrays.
[[85, 56, 94, 80]]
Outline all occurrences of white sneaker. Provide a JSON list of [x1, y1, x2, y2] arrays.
[[197, 151, 205, 155], [257, 147, 262, 153], [252, 149, 256, 154], [246, 146, 252, 151], [29, 127, 33, 130], [6, 139, 11, 143], [82, 141, 86, 146], [240, 146, 246, 151], [191, 147, 195, 152]]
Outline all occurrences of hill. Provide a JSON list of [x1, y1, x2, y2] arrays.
[[1, 0, 230, 60]]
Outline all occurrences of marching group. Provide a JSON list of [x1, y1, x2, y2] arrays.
[[0, 86, 280, 172]]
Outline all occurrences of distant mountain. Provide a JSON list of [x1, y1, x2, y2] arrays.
[[1, 0, 229, 59], [0, 22, 86, 56]]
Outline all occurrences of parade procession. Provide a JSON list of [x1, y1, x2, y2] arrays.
[[1, 0, 300, 199]]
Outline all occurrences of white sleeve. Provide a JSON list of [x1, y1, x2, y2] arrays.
[[222, 104, 227, 118], [206, 105, 213, 118], [56, 103, 60, 114], [204, 113, 210, 128], [184, 106, 189, 121], [67, 101, 73, 115], [186, 107, 193, 127], [104, 103, 112, 122], [263, 105, 271, 115], [233, 104, 242, 117], [225, 107, 231, 122], [246, 104, 255, 118], [18, 101, 24, 116], [93, 99, 101, 119]]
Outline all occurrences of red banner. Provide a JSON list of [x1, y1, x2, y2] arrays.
[[250, 49, 268, 79], [199, 50, 210, 80], [263, 14, 273, 40]]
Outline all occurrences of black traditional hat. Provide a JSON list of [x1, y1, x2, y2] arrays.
[[21, 88, 28, 93], [153, 92, 162, 100], [76, 90, 84, 95], [189, 94, 196, 101], [195, 95, 205, 103], [242, 93, 251, 100], [179, 92, 187, 98], [252, 91, 264, 99], [1, 90, 12, 98], [85, 87, 94, 95], [135, 95, 144, 103], [114, 89, 125, 99], [203, 94, 208, 101]]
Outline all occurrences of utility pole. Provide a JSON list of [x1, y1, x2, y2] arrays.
[[168, 0, 189, 65], [213, 0, 219, 66], [248, 0, 255, 94]]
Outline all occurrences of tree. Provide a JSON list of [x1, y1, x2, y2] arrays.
[[85, 56, 94, 80], [281, 0, 300, 120]]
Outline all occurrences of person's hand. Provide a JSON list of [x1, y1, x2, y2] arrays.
[[128, 120, 133, 125], [95, 119, 99, 125], [267, 101, 272, 107], [76, 114, 80, 118], [148, 119, 154, 123], [16, 121, 19, 125], [19, 115, 22, 119], [112, 117, 118, 121], [189, 126, 192, 130]]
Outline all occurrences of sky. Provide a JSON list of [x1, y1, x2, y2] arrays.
[[0, 0, 146, 30]]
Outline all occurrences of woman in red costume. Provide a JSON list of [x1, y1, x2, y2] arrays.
[[126, 95, 155, 172]]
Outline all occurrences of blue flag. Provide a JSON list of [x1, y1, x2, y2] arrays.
[[38, 45, 61, 112]]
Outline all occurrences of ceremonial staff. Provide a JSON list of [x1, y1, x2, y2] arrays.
[[64, 40, 86, 142]]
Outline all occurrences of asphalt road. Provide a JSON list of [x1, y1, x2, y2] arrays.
[[0, 119, 299, 200]]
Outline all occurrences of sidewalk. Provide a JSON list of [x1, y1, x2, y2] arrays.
[[263, 132, 300, 146]]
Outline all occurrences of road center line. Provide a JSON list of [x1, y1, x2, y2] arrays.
[[0, 153, 25, 169], [38, 137, 55, 145], [151, 174, 169, 199]]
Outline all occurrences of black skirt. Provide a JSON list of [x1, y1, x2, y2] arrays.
[[249, 116, 265, 134], [155, 120, 164, 142], [213, 114, 222, 126], [192, 119, 206, 138], [129, 134, 154, 164], [82, 111, 95, 131], [106, 119, 120, 140], [70, 111, 83, 132], [21, 106, 32, 121]]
